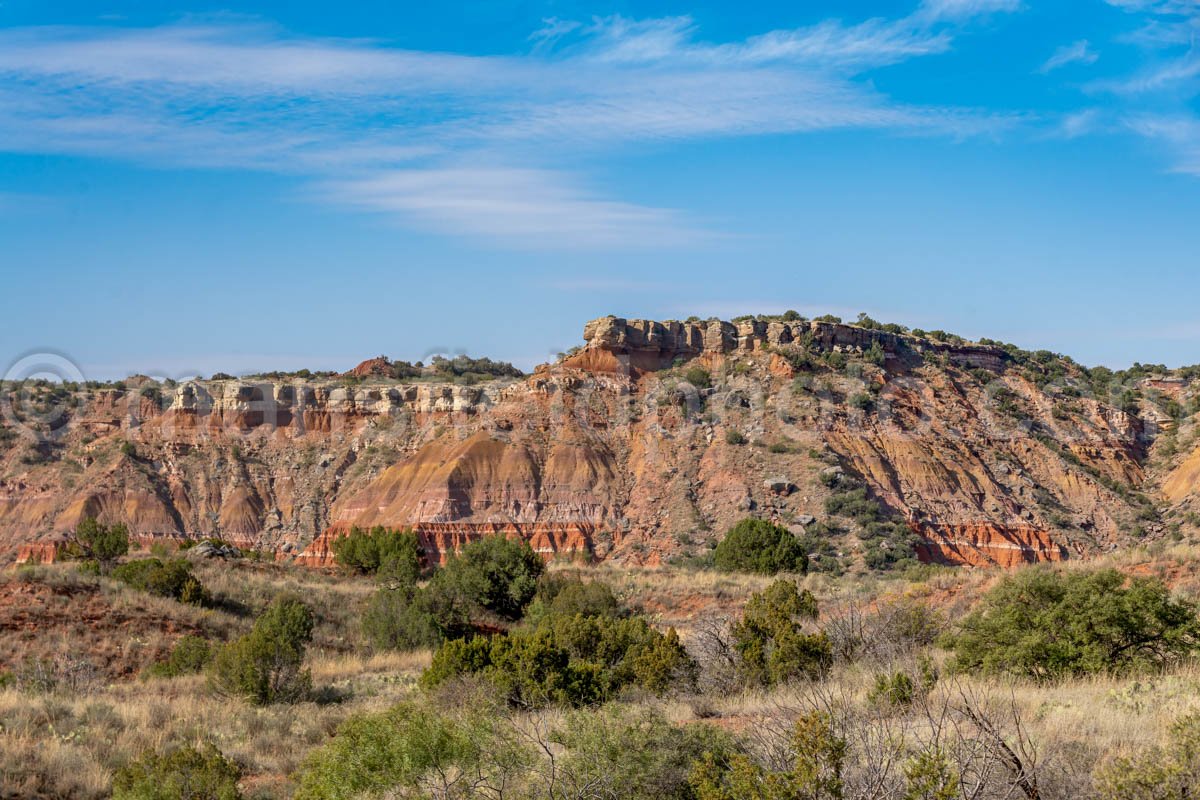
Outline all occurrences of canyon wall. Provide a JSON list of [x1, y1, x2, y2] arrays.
[[1, 315, 1192, 569]]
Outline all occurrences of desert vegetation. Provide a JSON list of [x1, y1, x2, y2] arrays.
[[712, 518, 808, 575], [6, 534, 1200, 798]]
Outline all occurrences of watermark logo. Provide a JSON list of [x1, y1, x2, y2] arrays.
[[1, 351, 86, 439]]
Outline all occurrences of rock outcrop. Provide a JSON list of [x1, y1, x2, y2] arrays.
[[347, 356, 394, 379], [2, 314, 1195, 569], [566, 316, 1009, 374]]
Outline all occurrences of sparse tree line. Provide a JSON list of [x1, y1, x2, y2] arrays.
[[64, 518, 211, 603]]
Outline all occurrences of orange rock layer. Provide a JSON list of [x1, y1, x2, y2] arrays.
[[296, 522, 596, 567], [916, 523, 1069, 568], [3, 315, 1191, 569]]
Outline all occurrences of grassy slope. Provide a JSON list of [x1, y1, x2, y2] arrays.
[[6, 544, 1200, 797]]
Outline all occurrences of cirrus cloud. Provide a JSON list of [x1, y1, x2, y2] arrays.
[[0, 5, 1021, 248]]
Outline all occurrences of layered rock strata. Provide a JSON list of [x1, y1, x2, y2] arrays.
[[2, 315, 1192, 569]]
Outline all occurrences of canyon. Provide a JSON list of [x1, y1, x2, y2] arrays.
[[2, 314, 1197, 570]]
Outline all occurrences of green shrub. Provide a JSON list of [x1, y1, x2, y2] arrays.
[[822, 485, 919, 571], [113, 742, 241, 800], [868, 670, 916, 708], [294, 700, 528, 800], [361, 536, 547, 651], [849, 392, 875, 412], [146, 635, 212, 679], [724, 430, 747, 445], [331, 526, 423, 583], [427, 535, 544, 622], [421, 612, 696, 708], [732, 579, 830, 686], [903, 748, 960, 800], [208, 594, 314, 705], [714, 518, 807, 575], [1095, 713, 1200, 800], [692, 711, 845, 800], [112, 558, 206, 605], [795, 525, 845, 575], [525, 575, 621, 623], [540, 613, 698, 697], [779, 348, 815, 373], [554, 705, 741, 800], [949, 568, 1200, 680], [861, 523, 921, 572], [824, 487, 882, 523], [422, 630, 595, 708], [362, 585, 446, 651], [684, 366, 712, 389], [112, 559, 208, 605], [818, 469, 852, 489], [864, 342, 887, 367], [430, 354, 523, 380], [72, 517, 129, 574]]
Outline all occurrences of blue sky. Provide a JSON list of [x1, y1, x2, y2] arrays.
[[1, 0, 1199, 379]]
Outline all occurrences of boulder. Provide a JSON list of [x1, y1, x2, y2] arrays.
[[185, 542, 241, 560], [764, 477, 796, 495]]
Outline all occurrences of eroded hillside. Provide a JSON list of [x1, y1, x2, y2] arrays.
[[2, 314, 1198, 569]]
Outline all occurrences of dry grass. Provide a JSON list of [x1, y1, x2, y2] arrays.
[[189, 559, 377, 651], [8, 549, 1200, 797], [548, 560, 985, 638], [0, 649, 429, 799], [1006, 664, 1200, 755], [704, 661, 1200, 739], [8, 651, 1194, 800], [566, 562, 774, 630], [0, 566, 230, 681], [308, 648, 431, 683], [0, 561, 413, 798]]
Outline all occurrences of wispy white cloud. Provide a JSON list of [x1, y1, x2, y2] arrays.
[[1126, 114, 1200, 174], [575, 16, 699, 64], [917, 0, 1023, 22], [572, 15, 954, 69], [1104, 0, 1200, 60], [530, 18, 584, 52], [1073, 1, 1200, 176], [1053, 108, 1105, 138], [1107, 53, 1200, 93], [1104, 0, 1200, 15], [1095, 0, 1198, 91], [0, 23, 508, 93], [1040, 40, 1099, 73], [0, 5, 1018, 248], [321, 167, 703, 248]]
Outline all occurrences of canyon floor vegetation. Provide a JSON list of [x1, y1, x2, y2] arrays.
[[7, 524, 1200, 798]]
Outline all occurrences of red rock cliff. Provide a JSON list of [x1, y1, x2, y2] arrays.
[[3, 315, 1191, 569]]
